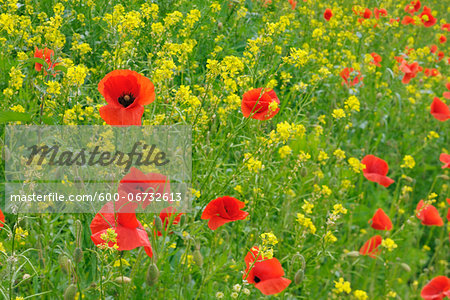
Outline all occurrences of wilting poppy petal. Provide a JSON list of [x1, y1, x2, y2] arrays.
[[201, 196, 249, 230], [362, 155, 395, 187], [241, 88, 280, 120], [359, 235, 382, 258], [439, 153, 450, 169], [416, 200, 444, 226], [430, 97, 450, 121], [0, 208, 4, 231], [421, 276, 450, 300], [369, 208, 393, 230]]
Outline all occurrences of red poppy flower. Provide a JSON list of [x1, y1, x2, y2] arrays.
[[399, 61, 422, 84], [340, 68, 363, 87], [437, 51, 444, 61], [155, 206, 183, 236], [416, 200, 444, 226], [241, 88, 280, 120], [440, 153, 450, 169], [34, 47, 58, 75], [401, 16, 416, 25], [369, 208, 393, 230], [98, 70, 155, 126], [443, 83, 450, 99], [324, 8, 333, 21], [0, 208, 4, 231], [288, 0, 297, 10], [359, 235, 382, 258], [201, 196, 249, 230], [430, 97, 450, 121], [118, 167, 171, 211], [420, 276, 450, 300], [439, 35, 447, 44], [90, 202, 153, 257], [424, 68, 439, 77], [374, 8, 387, 19], [405, 0, 421, 14], [243, 247, 291, 295], [363, 8, 372, 19], [420, 6, 437, 27], [430, 45, 438, 53], [442, 24, 450, 31], [361, 155, 395, 187], [370, 53, 382, 67]]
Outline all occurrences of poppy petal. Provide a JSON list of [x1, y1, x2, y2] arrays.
[[255, 277, 292, 296]]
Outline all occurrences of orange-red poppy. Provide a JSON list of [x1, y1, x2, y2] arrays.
[[34, 47, 57, 75], [430, 97, 450, 121], [401, 16, 416, 25], [0, 208, 4, 231], [369, 208, 393, 230], [405, 0, 421, 14], [324, 8, 333, 21], [243, 247, 291, 295], [90, 202, 153, 257], [155, 206, 183, 236], [420, 276, 450, 300], [399, 61, 422, 84], [370, 53, 382, 67], [361, 155, 395, 187], [440, 153, 450, 169], [363, 8, 372, 19], [359, 235, 382, 258], [443, 83, 450, 99], [419, 6, 437, 27], [201, 196, 249, 230], [98, 70, 155, 126], [340, 67, 363, 87], [430, 44, 438, 53], [442, 24, 450, 31], [424, 68, 439, 77], [374, 8, 387, 19], [288, 0, 297, 10], [416, 200, 444, 226], [439, 35, 447, 44], [241, 88, 280, 120]]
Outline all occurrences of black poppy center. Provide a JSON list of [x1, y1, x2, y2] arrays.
[[118, 93, 135, 108], [254, 276, 261, 283]]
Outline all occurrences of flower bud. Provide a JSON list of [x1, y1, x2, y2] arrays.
[[63, 284, 77, 300], [146, 263, 159, 286], [59, 255, 71, 274], [345, 251, 360, 257], [300, 167, 308, 177], [400, 263, 411, 272], [193, 250, 203, 268], [75, 220, 83, 248], [114, 276, 131, 284], [74, 248, 83, 264], [294, 269, 304, 285], [178, 214, 186, 227], [154, 215, 163, 233]]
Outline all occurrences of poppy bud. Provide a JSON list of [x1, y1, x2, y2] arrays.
[[400, 263, 411, 272], [179, 214, 186, 227], [63, 284, 77, 300], [154, 215, 163, 233], [146, 263, 159, 286], [438, 174, 449, 180], [193, 250, 203, 268], [402, 176, 413, 182], [291, 253, 306, 270], [218, 22, 223, 30], [300, 167, 308, 177], [345, 251, 360, 257], [376, 93, 382, 99], [74, 248, 83, 264], [114, 276, 131, 284], [59, 255, 71, 274], [294, 269, 304, 285], [75, 220, 83, 248]]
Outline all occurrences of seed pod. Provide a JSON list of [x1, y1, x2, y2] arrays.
[[146, 263, 159, 286], [294, 269, 304, 285], [114, 276, 131, 284], [59, 255, 71, 274], [73, 248, 83, 264], [193, 250, 203, 268], [154, 215, 163, 233], [64, 284, 77, 300]]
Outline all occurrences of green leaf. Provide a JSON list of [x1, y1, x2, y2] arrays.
[[24, 57, 49, 69], [0, 111, 32, 124], [53, 65, 68, 73]]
